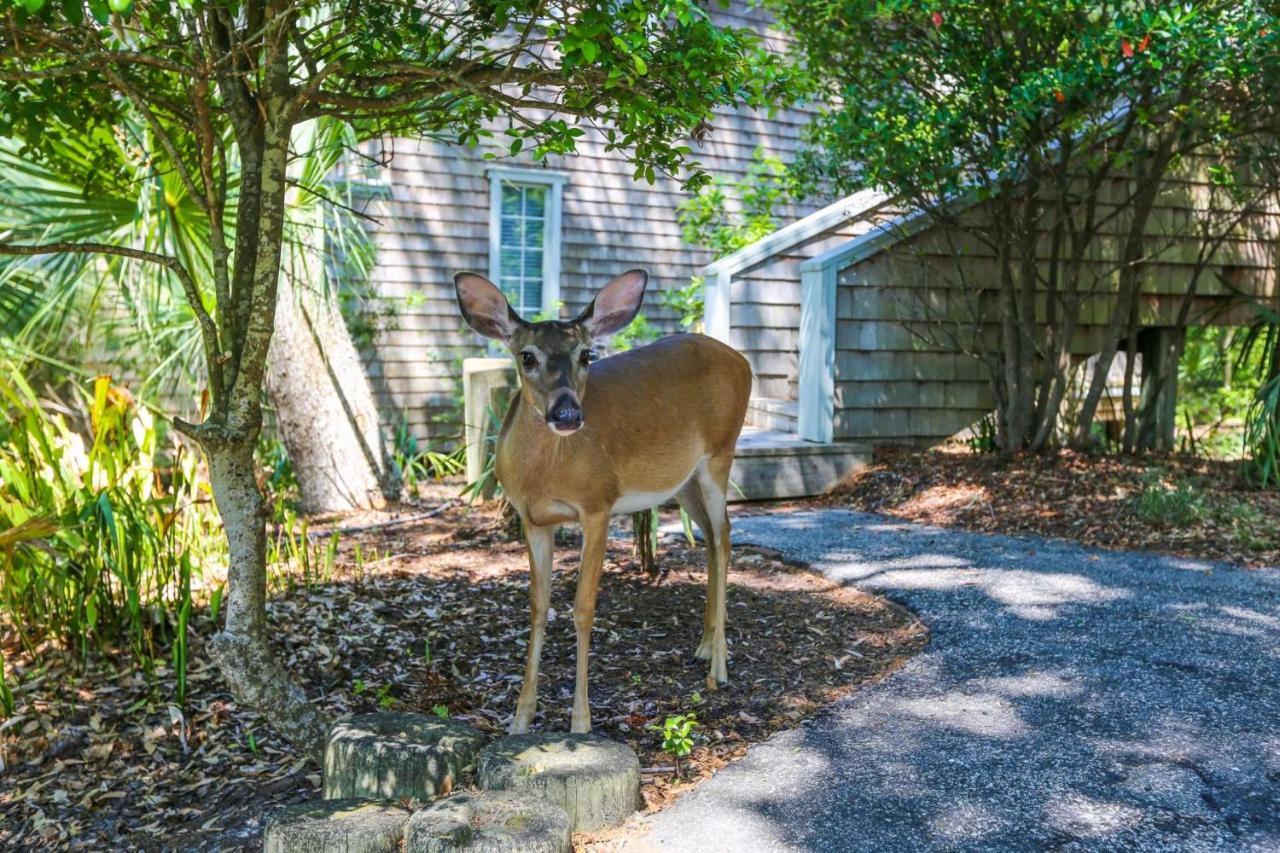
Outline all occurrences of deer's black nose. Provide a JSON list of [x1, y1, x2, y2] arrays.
[[546, 394, 583, 433]]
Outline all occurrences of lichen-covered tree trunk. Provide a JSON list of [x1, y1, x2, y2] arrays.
[[204, 429, 330, 762], [267, 271, 398, 514]]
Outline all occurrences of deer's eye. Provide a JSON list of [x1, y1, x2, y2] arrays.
[[579, 349, 596, 366], [520, 352, 537, 369]]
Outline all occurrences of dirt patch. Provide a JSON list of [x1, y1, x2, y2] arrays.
[[831, 446, 1280, 568], [0, 504, 925, 850]]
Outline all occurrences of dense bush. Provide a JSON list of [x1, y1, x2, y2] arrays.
[[0, 361, 224, 708]]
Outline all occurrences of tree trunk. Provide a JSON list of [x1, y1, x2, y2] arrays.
[[267, 271, 399, 513], [203, 428, 331, 763]]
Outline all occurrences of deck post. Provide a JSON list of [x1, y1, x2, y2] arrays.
[[798, 262, 836, 443], [704, 268, 732, 344], [1136, 326, 1185, 451]]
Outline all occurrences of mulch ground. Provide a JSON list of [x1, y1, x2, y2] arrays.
[[0, 502, 926, 851], [831, 446, 1280, 568]]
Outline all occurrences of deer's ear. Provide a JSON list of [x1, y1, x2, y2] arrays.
[[578, 269, 647, 338], [455, 272, 521, 341]]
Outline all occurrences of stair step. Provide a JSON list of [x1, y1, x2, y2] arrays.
[[745, 397, 799, 432], [730, 429, 869, 501]]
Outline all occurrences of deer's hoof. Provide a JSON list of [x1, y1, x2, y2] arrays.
[[509, 717, 532, 735], [705, 673, 729, 692], [693, 640, 713, 661]]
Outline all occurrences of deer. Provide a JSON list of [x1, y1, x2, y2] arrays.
[[454, 269, 752, 734]]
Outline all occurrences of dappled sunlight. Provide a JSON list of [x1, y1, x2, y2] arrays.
[[970, 670, 1082, 699], [927, 798, 1007, 845], [1044, 793, 1145, 838], [901, 483, 991, 521], [823, 560, 1129, 621], [879, 692, 1029, 739]]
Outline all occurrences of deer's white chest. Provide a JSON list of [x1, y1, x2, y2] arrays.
[[610, 488, 682, 516]]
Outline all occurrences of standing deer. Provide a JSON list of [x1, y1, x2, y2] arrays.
[[455, 269, 751, 734]]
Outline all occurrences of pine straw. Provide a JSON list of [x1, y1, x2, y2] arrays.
[[830, 446, 1280, 568], [0, 506, 925, 851]]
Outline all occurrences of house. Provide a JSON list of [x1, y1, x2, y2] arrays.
[[353, 4, 823, 442], [354, 4, 1280, 502]]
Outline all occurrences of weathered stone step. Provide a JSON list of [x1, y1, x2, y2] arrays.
[[323, 712, 487, 801], [478, 732, 641, 832], [263, 799, 409, 853], [404, 790, 571, 853]]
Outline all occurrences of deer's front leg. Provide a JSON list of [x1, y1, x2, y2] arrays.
[[571, 512, 609, 733], [512, 522, 554, 734]]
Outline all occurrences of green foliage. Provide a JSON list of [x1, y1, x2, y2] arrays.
[[0, 360, 222, 706], [609, 313, 660, 353], [677, 148, 788, 257], [0, 1, 787, 197], [658, 278, 706, 332], [1136, 470, 1205, 526], [1240, 307, 1280, 486], [392, 415, 466, 497], [778, 0, 1278, 202], [649, 712, 699, 777], [966, 413, 999, 455]]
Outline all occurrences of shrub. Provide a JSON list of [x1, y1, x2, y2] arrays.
[[0, 362, 224, 707]]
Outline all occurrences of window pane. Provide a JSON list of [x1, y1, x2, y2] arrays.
[[501, 185, 522, 216], [523, 249, 543, 280], [524, 217, 544, 246], [523, 187, 546, 218], [523, 281, 543, 312]]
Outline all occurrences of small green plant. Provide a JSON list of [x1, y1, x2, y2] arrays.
[[375, 683, 394, 710], [1135, 470, 1206, 526], [677, 148, 787, 258], [352, 678, 367, 696], [609, 313, 660, 353], [966, 413, 999, 455], [245, 729, 260, 755], [649, 712, 699, 779], [393, 413, 466, 497], [431, 704, 449, 719], [0, 364, 223, 709]]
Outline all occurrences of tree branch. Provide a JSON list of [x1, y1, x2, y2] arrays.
[[0, 240, 225, 401]]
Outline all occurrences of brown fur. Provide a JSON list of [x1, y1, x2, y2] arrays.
[[455, 271, 752, 733]]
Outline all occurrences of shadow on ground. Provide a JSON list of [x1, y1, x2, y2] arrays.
[[631, 510, 1280, 852]]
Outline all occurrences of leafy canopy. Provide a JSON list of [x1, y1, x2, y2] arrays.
[[773, 0, 1280, 201], [1, 0, 786, 192]]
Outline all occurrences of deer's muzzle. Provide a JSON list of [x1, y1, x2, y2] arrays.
[[546, 392, 584, 434]]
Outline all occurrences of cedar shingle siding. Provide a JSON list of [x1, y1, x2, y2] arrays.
[[356, 3, 822, 442]]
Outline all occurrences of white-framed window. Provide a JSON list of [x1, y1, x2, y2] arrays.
[[487, 166, 567, 318]]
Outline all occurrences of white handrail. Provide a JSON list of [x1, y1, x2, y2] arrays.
[[700, 188, 890, 344]]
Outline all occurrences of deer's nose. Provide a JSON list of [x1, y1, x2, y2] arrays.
[[546, 394, 583, 433]]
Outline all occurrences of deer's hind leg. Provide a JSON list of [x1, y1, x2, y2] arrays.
[[677, 455, 732, 689]]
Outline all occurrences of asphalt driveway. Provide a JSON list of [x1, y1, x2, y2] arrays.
[[627, 510, 1280, 852]]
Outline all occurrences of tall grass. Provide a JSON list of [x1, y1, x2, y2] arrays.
[[0, 360, 224, 709]]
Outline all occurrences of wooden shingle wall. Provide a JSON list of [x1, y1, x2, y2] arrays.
[[833, 161, 1280, 445], [355, 4, 826, 443]]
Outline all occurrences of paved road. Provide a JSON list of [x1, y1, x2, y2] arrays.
[[627, 510, 1280, 852]]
